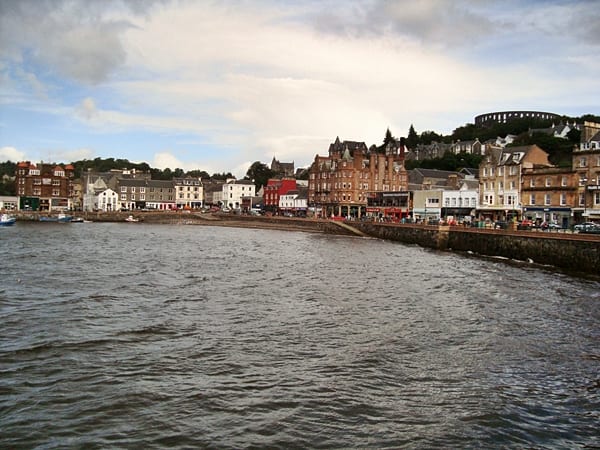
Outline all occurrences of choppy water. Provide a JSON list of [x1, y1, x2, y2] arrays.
[[1, 222, 599, 449]]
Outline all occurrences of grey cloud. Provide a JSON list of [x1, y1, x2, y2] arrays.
[[0, 0, 163, 84], [309, 0, 498, 46]]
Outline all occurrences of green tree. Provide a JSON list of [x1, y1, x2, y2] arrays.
[[406, 124, 419, 149], [187, 170, 211, 179], [246, 161, 274, 191]]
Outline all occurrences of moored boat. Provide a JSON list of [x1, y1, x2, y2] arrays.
[[0, 213, 16, 226], [40, 213, 72, 223], [125, 215, 140, 222]]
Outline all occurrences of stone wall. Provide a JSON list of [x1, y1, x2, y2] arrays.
[[353, 222, 600, 276]]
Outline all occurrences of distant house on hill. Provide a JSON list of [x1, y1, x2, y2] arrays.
[[271, 157, 295, 177], [529, 122, 580, 139], [450, 138, 483, 155]]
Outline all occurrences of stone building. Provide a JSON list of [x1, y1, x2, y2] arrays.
[[15, 161, 75, 211], [308, 136, 408, 218], [572, 121, 600, 222], [478, 145, 553, 222]]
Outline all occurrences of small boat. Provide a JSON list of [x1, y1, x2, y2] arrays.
[[71, 217, 85, 223], [0, 213, 16, 226], [125, 215, 140, 222], [40, 213, 72, 223]]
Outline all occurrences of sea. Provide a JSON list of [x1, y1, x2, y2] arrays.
[[1, 222, 599, 449]]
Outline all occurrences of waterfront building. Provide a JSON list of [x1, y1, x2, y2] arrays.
[[118, 179, 175, 210], [521, 167, 578, 228], [173, 177, 203, 209], [441, 177, 479, 223], [95, 188, 120, 212], [264, 178, 297, 213], [202, 179, 226, 207], [412, 189, 443, 222], [478, 145, 552, 222], [308, 136, 408, 219], [0, 195, 18, 211], [15, 161, 75, 211], [222, 179, 255, 210], [572, 122, 600, 222], [279, 188, 308, 216]]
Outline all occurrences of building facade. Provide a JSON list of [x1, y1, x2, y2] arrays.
[[520, 167, 578, 227], [222, 179, 255, 210], [478, 145, 553, 221], [174, 177, 203, 209], [309, 137, 408, 218], [15, 161, 75, 211], [572, 122, 600, 222], [263, 178, 297, 213]]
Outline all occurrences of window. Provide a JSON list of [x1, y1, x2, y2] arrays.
[[140, 187, 146, 193], [121, 186, 127, 193], [579, 157, 587, 168], [560, 193, 566, 206], [121, 194, 127, 201], [545, 177, 551, 187], [530, 194, 536, 205], [579, 192, 585, 206], [561, 176, 567, 187], [545, 194, 551, 205]]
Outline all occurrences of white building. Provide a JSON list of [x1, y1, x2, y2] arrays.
[[222, 179, 255, 210], [96, 188, 119, 212], [174, 177, 203, 209], [441, 178, 479, 223], [280, 189, 308, 215]]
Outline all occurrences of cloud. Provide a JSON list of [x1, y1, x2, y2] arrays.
[[1, 0, 597, 178], [77, 97, 99, 120], [0, 146, 25, 161], [0, 0, 150, 84]]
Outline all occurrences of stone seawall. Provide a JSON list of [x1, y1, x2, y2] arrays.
[[353, 222, 600, 276]]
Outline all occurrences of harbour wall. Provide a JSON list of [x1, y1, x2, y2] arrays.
[[352, 222, 600, 276]]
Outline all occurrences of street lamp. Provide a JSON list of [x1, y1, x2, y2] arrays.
[[582, 176, 588, 220]]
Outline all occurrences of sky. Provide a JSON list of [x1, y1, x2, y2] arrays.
[[1, 0, 599, 178]]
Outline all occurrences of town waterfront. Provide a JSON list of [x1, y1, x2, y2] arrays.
[[1, 223, 599, 448]]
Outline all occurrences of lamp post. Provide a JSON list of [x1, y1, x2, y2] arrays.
[[582, 176, 588, 221]]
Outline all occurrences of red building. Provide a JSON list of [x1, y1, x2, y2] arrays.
[[263, 178, 297, 213], [15, 161, 75, 211]]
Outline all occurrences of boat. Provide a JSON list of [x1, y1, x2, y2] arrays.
[[71, 217, 85, 223], [125, 215, 140, 222], [0, 213, 16, 226], [40, 213, 72, 223]]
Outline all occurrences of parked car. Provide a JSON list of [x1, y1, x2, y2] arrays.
[[494, 220, 508, 229], [574, 222, 599, 232]]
